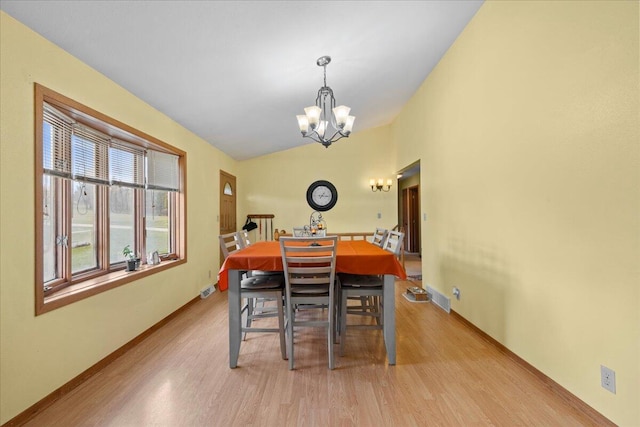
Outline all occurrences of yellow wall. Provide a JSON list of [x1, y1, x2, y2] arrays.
[[0, 12, 237, 423], [238, 125, 399, 239], [2, 0, 639, 424], [391, 1, 639, 425]]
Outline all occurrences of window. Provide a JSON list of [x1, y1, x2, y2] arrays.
[[35, 84, 186, 314]]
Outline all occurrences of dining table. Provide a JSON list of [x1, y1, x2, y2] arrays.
[[218, 239, 407, 368]]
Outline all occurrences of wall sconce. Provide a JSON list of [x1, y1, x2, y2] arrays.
[[370, 178, 392, 192]]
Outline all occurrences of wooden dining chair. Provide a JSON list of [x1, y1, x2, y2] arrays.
[[280, 236, 338, 370], [343, 227, 388, 324], [219, 231, 244, 258], [372, 227, 388, 247], [337, 230, 404, 356], [218, 232, 286, 359], [236, 229, 285, 335], [237, 230, 281, 276], [382, 229, 404, 257]]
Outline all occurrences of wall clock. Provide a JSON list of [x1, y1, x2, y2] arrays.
[[306, 180, 338, 212]]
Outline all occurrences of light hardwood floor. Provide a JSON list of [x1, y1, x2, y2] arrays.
[[21, 277, 610, 426]]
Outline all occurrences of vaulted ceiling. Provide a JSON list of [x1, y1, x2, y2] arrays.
[[1, 1, 483, 160]]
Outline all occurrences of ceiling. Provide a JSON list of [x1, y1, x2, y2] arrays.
[[1, 1, 483, 160]]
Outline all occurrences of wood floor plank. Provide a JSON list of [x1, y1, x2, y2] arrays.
[[16, 276, 613, 427]]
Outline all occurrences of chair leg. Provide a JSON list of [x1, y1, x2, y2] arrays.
[[277, 294, 287, 360], [340, 290, 348, 356], [243, 297, 254, 341], [241, 300, 249, 341], [372, 296, 381, 325], [286, 300, 295, 370], [360, 296, 369, 312], [334, 288, 340, 344], [328, 299, 334, 370]]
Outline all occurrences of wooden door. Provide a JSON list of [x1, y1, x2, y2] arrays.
[[407, 186, 420, 253], [402, 185, 420, 253], [219, 170, 237, 266], [402, 188, 410, 251]]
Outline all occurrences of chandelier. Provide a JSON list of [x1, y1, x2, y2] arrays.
[[296, 56, 355, 148]]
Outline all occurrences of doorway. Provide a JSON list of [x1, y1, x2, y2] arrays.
[[397, 161, 421, 255], [219, 170, 237, 266], [402, 186, 420, 253], [397, 161, 421, 280]]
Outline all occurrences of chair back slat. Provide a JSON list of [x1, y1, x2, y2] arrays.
[[289, 276, 332, 285], [238, 230, 252, 248], [383, 230, 404, 257], [219, 231, 242, 258], [372, 228, 388, 247]]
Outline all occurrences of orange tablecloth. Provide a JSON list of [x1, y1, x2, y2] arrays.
[[218, 240, 406, 291]]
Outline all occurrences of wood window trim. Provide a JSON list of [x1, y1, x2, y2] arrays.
[[34, 83, 187, 316], [41, 259, 186, 313]]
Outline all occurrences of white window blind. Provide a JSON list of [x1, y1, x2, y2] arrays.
[[43, 104, 72, 178], [147, 150, 180, 192], [43, 103, 180, 192], [71, 124, 110, 185], [109, 140, 145, 188]]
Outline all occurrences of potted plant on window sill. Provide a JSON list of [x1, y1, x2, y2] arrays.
[[123, 245, 138, 272]]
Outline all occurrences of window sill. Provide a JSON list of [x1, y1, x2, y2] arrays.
[[39, 258, 186, 315]]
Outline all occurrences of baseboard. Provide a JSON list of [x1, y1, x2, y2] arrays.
[[2, 296, 201, 427], [450, 310, 615, 427]]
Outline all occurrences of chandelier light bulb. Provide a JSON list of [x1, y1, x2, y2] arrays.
[[343, 116, 356, 135], [333, 105, 351, 128], [297, 115, 310, 135], [304, 106, 322, 130]]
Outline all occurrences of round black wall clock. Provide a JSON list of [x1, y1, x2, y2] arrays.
[[306, 180, 338, 212]]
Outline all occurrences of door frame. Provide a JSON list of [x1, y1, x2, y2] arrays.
[[219, 170, 237, 266]]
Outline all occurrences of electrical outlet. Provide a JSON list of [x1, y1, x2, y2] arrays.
[[601, 365, 616, 394], [452, 287, 461, 300], [377, 212, 382, 219]]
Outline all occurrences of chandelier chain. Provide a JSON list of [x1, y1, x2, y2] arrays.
[[323, 63, 327, 88]]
